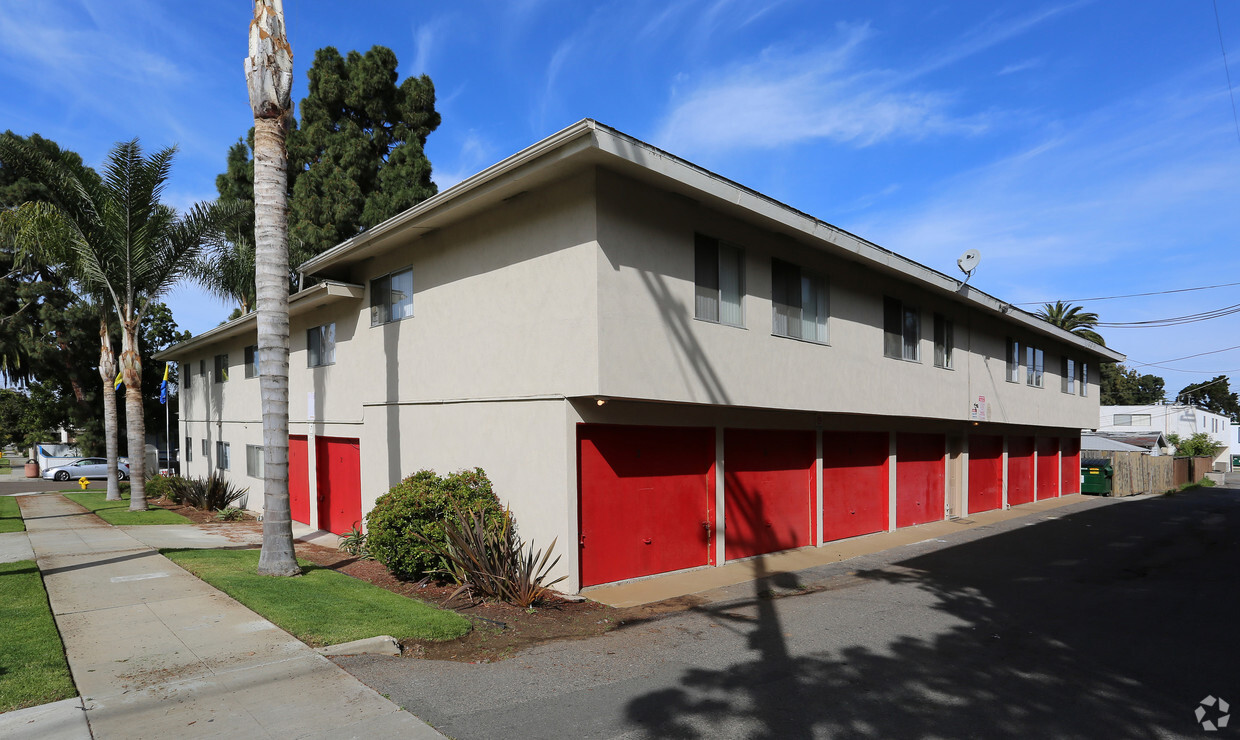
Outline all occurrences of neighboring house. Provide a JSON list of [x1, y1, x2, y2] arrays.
[[1080, 434, 1150, 454], [1086, 431, 1170, 456], [156, 120, 1124, 592], [1099, 404, 1231, 468]]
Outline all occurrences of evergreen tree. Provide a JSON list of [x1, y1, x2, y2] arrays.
[[1099, 363, 1165, 406], [1177, 376, 1240, 421], [215, 44, 440, 284]]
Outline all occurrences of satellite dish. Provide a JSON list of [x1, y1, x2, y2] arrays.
[[957, 249, 981, 280]]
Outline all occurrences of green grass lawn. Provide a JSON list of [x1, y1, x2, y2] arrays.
[[163, 549, 471, 646], [0, 560, 76, 712], [0, 496, 23, 533], [63, 490, 190, 525]]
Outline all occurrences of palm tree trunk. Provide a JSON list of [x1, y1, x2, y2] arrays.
[[98, 316, 121, 501], [120, 315, 146, 510], [249, 0, 299, 576]]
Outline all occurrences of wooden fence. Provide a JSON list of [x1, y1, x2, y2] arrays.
[[1087, 452, 1214, 496]]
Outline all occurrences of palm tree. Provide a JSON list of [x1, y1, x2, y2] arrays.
[[1035, 300, 1105, 345], [193, 237, 256, 314], [0, 139, 238, 510], [248, 0, 300, 576], [0, 156, 124, 501]]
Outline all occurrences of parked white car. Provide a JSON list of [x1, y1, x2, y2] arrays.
[[42, 458, 131, 481]]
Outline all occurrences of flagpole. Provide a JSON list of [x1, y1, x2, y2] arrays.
[[164, 396, 170, 476]]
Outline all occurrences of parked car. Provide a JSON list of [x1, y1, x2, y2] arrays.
[[41, 458, 131, 481]]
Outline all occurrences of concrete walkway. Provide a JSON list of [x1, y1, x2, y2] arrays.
[[11, 492, 446, 740]]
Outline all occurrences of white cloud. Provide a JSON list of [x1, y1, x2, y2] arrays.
[[433, 131, 497, 191], [998, 58, 1044, 76], [654, 23, 989, 153]]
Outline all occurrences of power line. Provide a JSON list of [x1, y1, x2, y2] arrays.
[[1128, 343, 1240, 368], [1013, 280, 1240, 305], [1095, 302, 1240, 328], [1215, 0, 1240, 146]]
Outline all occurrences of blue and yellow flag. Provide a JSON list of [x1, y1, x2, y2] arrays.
[[159, 363, 169, 405], [113, 371, 123, 391]]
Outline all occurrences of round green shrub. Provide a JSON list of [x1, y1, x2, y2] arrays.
[[365, 468, 505, 580]]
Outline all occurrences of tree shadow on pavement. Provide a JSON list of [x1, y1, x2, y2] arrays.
[[625, 488, 1240, 738]]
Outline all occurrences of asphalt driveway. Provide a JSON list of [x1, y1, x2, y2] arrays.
[[337, 485, 1240, 739]]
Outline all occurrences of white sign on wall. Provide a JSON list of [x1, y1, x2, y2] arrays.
[[970, 395, 988, 421]]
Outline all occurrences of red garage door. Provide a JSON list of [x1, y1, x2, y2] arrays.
[[1060, 436, 1081, 494], [1037, 437, 1060, 500], [897, 433, 945, 528], [968, 435, 1004, 514], [315, 437, 362, 535], [822, 431, 889, 542], [1008, 436, 1035, 506], [724, 429, 815, 561], [578, 425, 715, 587], [289, 435, 310, 525]]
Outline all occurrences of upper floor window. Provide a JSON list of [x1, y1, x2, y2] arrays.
[[883, 297, 919, 361], [772, 259, 828, 343], [694, 234, 745, 327], [199, 359, 205, 378], [213, 354, 229, 383], [308, 323, 336, 367], [1062, 357, 1076, 394], [1025, 345, 1044, 388], [370, 267, 413, 326], [1079, 362, 1088, 396], [1114, 413, 1151, 426], [244, 345, 259, 379], [1006, 338, 1020, 383], [933, 314, 953, 369], [215, 441, 231, 470], [182, 362, 191, 390]]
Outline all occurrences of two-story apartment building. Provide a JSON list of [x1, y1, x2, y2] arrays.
[[159, 120, 1124, 591]]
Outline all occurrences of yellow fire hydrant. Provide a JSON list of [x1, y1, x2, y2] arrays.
[[78, 476, 89, 490]]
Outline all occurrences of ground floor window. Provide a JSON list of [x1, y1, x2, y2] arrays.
[[215, 441, 230, 470], [246, 444, 263, 478]]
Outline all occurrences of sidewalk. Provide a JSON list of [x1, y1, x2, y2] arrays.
[[10, 492, 446, 739]]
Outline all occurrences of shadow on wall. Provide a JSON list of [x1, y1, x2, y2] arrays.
[[624, 488, 1240, 738], [637, 271, 731, 406]]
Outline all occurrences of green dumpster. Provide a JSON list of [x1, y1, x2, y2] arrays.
[[1081, 458, 1113, 496]]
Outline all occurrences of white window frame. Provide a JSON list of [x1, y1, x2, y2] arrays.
[[1026, 345, 1044, 388], [694, 234, 745, 328], [1062, 357, 1076, 394], [246, 444, 263, 478], [244, 345, 258, 379], [307, 323, 336, 367], [1006, 338, 1021, 383], [1079, 362, 1088, 397], [933, 313, 953, 369], [772, 258, 828, 344], [884, 297, 920, 361], [370, 267, 413, 326]]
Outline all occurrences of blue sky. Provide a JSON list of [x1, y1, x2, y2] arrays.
[[3, 1, 1240, 396]]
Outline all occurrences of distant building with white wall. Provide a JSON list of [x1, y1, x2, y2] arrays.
[[1099, 404, 1232, 468]]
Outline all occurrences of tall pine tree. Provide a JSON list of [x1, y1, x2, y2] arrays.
[[214, 44, 440, 290]]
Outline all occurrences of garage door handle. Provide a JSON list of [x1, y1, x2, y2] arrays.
[[643, 538, 652, 545]]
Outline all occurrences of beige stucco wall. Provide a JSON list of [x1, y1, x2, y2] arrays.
[[593, 168, 1101, 430]]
